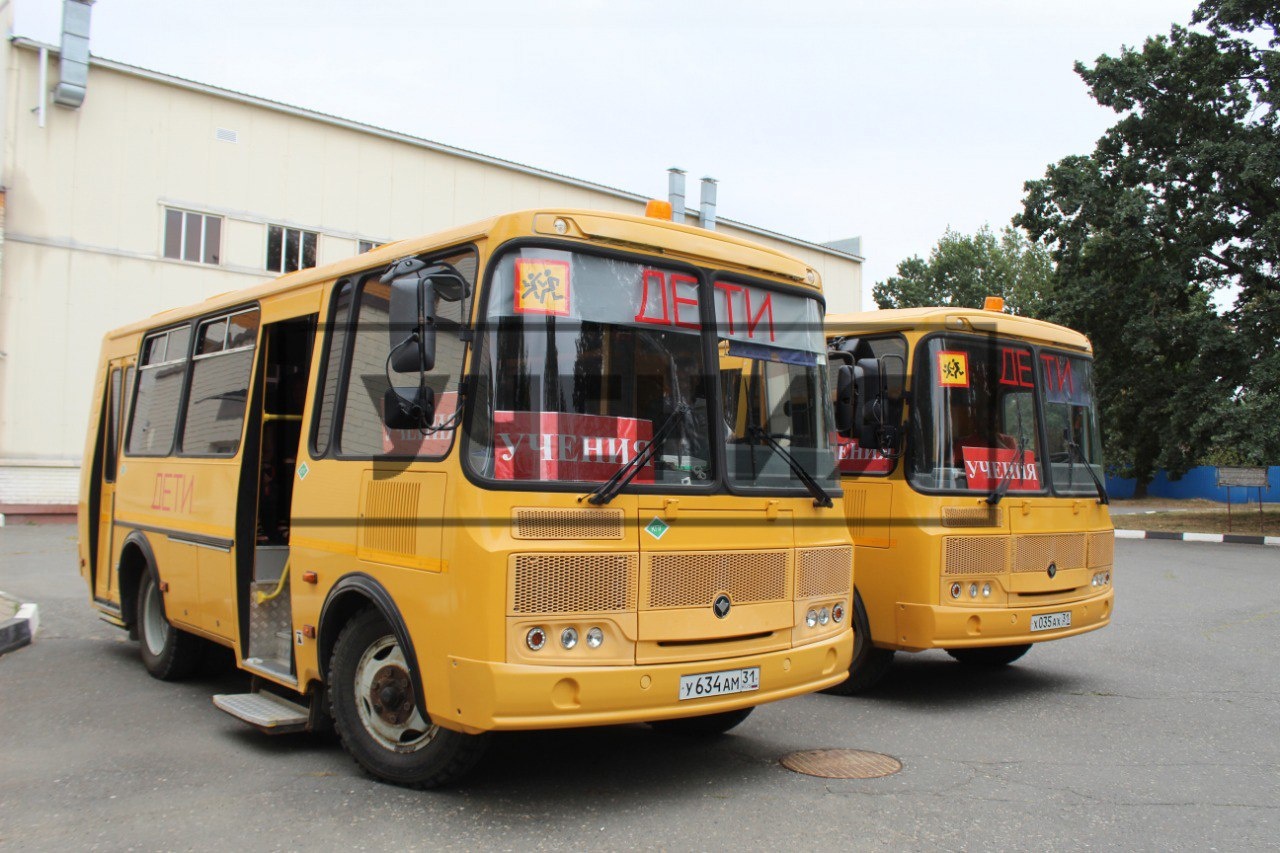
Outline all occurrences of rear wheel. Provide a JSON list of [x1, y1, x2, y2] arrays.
[[328, 609, 487, 788], [822, 592, 894, 695], [946, 644, 1032, 666], [649, 706, 754, 736], [136, 564, 203, 680]]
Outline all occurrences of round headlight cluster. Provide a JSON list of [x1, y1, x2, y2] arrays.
[[526, 625, 606, 652], [1091, 571, 1112, 587], [806, 609, 818, 628]]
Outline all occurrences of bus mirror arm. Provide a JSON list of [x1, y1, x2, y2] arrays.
[[382, 384, 436, 431], [834, 363, 855, 433]]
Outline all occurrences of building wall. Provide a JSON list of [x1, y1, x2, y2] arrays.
[[0, 36, 862, 506]]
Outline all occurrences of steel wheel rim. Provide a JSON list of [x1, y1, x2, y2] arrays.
[[353, 635, 437, 752], [141, 578, 169, 657]]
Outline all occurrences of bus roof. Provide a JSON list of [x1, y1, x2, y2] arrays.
[[108, 208, 821, 340], [825, 307, 1092, 353]]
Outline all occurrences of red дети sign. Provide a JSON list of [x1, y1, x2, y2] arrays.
[[493, 411, 654, 482], [835, 436, 893, 474], [960, 446, 1041, 491]]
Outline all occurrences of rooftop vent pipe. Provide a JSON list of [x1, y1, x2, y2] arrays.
[[699, 177, 718, 231], [667, 168, 686, 224], [53, 0, 94, 109]]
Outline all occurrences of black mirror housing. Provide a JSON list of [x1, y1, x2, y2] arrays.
[[382, 385, 436, 430]]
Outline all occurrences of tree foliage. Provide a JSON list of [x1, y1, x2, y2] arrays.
[[1016, 0, 1280, 486], [871, 225, 1054, 316]]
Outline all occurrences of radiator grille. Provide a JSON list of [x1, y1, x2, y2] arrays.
[[647, 551, 788, 609], [942, 505, 1003, 528], [943, 536, 1009, 575], [512, 507, 625, 540], [796, 546, 853, 598], [1088, 530, 1115, 567], [360, 480, 420, 557], [1013, 534, 1087, 573], [511, 553, 636, 614]]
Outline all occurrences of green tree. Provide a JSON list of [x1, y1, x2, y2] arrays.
[[871, 225, 1053, 316], [1017, 0, 1279, 490]]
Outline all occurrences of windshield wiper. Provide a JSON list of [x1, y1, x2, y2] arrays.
[[986, 434, 1027, 506], [583, 405, 690, 506], [746, 426, 834, 508], [1065, 437, 1109, 504]]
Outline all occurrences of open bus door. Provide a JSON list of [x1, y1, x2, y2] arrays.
[[92, 358, 133, 605]]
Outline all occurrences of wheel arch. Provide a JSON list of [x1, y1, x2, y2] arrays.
[[117, 530, 158, 638], [318, 573, 425, 713]]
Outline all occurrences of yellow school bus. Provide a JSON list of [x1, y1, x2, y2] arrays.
[[77, 207, 853, 786], [823, 301, 1113, 692]]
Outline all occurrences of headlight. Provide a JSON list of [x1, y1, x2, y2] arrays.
[[982, 583, 991, 598], [586, 627, 604, 648], [560, 627, 578, 650], [818, 607, 830, 626], [806, 609, 818, 628]]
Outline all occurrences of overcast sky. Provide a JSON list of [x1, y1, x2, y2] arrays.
[[17, 0, 1202, 307]]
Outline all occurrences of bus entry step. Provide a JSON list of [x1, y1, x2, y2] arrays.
[[213, 691, 309, 734]]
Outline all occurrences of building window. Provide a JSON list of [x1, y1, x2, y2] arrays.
[[164, 208, 222, 265], [267, 225, 318, 273], [358, 239, 382, 254]]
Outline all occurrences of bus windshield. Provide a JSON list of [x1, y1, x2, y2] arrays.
[[909, 336, 1045, 495], [465, 247, 836, 492], [1039, 351, 1105, 496]]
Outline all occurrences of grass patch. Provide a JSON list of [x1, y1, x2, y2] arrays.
[[1118, 506, 1280, 536]]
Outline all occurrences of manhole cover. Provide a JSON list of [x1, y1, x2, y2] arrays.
[[780, 748, 902, 779]]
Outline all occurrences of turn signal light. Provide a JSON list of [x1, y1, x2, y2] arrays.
[[984, 295, 1005, 312]]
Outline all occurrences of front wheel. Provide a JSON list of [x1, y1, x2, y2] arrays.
[[136, 564, 203, 680], [328, 609, 487, 788], [649, 707, 754, 736], [946, 644, 1032, 666], [822, 592, 894, 695]]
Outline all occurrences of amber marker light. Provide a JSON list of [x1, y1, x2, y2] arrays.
[[983, 295, 1005, 312], [645, 199, 673, 220]]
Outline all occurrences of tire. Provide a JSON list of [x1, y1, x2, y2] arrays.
[[649, 706, 754, 736], [946, 644, 1032, 666], [822, 592, 894, 695], [136, 563, 204, 680], [328, 608, 488, 788]]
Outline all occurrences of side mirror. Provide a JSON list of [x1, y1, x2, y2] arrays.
[[834, 363, 855, 433], [385, 259, 472, 375], [852, 357, 882, 446], [382, 385, 435, 430]]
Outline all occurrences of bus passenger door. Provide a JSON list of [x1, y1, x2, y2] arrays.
[[241, 315, 316, 677], [95, 360, 132, 602]]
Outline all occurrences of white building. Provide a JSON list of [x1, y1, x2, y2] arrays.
[[0, 1, 863, 520]]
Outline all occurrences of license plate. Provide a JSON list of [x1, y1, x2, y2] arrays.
[[678, 667, 760, 701], [1030, 611, 1071, 632]]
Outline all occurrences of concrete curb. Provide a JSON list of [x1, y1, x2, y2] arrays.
[[0, 591, 39, 656], [1115, 528, 1280, 547]]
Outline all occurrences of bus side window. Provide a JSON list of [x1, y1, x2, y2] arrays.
[[127, 325, 191, 457]]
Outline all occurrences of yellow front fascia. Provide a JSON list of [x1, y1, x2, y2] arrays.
[[895, 586, 1113, 651], [441, 629, 851, 732]]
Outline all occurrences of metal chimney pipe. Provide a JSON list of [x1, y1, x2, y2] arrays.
[[667, 168, 686, 224], [53, 0, 94, 109], [699, 177, 718, 230]]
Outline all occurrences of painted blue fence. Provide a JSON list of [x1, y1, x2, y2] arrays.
[[1106, 466, 1279, 503]]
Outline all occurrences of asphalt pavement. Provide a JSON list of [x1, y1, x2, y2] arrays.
[[1, 525, 1277, 851]]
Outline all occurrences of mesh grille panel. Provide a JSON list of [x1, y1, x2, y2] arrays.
[[943, 536, 1009, 575], [796, 546, 853, 598], [360, 481, 420, 556], [648, 551, 787, 609], [1013, 534, 1087, 573], [512, 553, 636, 614], [513, 508, 625, 540], [1088, 531, 1115, 567], [941, 506, 1003, 528]]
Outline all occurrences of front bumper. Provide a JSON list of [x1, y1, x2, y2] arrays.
[[436, 627, 852, 733], [893, 587, 1113, 651]]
